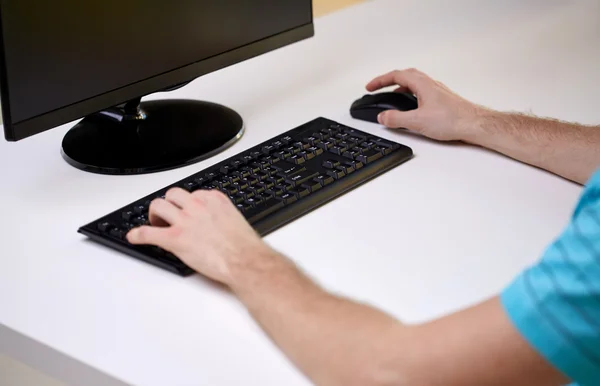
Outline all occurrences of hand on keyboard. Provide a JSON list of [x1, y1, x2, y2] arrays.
[[80, 118, 413, 275], [126, 188, 275, 285]]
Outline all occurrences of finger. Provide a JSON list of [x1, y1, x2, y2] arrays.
[[127, 225, 172, 249], [393, 86, 412, 94], [149, 198, 183, 226], [366, 68, 424, 93], [377, 110, 421, 130], [165, 187, 195, 209]]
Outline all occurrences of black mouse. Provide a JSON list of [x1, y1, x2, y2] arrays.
[[350, 92, 418, 123]]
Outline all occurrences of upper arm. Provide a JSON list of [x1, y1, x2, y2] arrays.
[[400, 188, 600, 386]]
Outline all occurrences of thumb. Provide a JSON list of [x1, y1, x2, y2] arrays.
[[378, 110, 420, 130]]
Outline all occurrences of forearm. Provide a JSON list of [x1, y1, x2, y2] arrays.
[[467, 110, 600, 184], [229, 251, 409, 386]]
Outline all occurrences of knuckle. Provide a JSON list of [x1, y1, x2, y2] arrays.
[[191, 189, 208, 200], [208, 189, 227, 202]]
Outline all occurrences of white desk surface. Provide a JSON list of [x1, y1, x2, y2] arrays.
[[2, 1, 599, 385]]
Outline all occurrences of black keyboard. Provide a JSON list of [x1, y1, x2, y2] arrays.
[[79, 117, 413, 275]]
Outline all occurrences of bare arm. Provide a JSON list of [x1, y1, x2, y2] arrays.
[[369, 69, 600, 185], [127, 189, 568, 386], [469, 111, 600, 185], [229, 250, 566, 386]]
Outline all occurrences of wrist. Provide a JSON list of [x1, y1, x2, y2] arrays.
[[460, 107, 505, 146], [227, 246, 321, 303]]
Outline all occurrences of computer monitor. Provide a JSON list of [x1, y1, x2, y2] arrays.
[[0, 1, 313, 175]]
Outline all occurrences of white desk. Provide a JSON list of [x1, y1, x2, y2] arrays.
[[2, 1, 599, 385]]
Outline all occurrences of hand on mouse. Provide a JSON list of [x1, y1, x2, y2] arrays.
[[366, 68, 486, 142], [126, 188, 278, 286]]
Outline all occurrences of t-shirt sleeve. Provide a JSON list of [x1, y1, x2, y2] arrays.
[[501, 195, 600, 386]]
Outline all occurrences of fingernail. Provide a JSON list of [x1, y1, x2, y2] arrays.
[[377, 112, 385, 124]]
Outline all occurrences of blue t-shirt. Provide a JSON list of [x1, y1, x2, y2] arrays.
[[501, 169, 600, 386]]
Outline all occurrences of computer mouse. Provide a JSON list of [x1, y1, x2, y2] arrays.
[[350, 92, 418, 123]]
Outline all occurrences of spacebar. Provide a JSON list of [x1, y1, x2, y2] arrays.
[[245, 198, 285, 223]]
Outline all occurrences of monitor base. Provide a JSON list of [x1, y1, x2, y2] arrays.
[[61, 99, 244, 175]]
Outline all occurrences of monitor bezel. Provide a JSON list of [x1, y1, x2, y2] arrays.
[[0, 7, 314, 141]]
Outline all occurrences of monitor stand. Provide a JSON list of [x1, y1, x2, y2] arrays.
[[61, 97, 244, 175]]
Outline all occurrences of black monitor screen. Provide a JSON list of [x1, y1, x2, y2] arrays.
[[1, 1, 312, 124]]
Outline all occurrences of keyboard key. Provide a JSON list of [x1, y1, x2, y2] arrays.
[[276, 192, 298, 205], [249, 185, 265, 195], [303, 136, 319, 145], [271, 140, 284, 149], [132, 216, 148, 226], [241, 155, 255, 164], [259, 180, 275, 190], [255, 171, 269, 181], [280, 136, 294, 144], [261, 166, 277, 176], [270, 175, 285, 184], [249, 151, 262, 159], [231, 195, 245, 204], [293, 142, 310, 150], [194, 176, 209, 186], [285, 170, 319, 186], [275, 162, 305, 176], [285, 145, 300, 154], [248, 163, 262, 173], [288, 186, 310, 198], [220, 165, 235, 174], [133, 205, 147, 215], [263, 155, 280, 165], [245, 197, 262, 207], [342, 151, 355, 160], [182, 181, 199, 192], [215, 178, 230, 188], [371, 138, 398, 149], [236, 169, 251, 179], [225, 186, 239, 195], [230, 159, 244, 169], [274, 150, 291, 160], [302, 180, 322, 193], [346, 160, 363, 170], [342, 128, 367, 140], [374, 146, 393, 155], [330, 146, 346, 155], [360, 141, 375, 149], [289, 154, 306, 164], [298, 151, 315, 161], [97, 221, 114, 232], [109, 228, 126, 239], [122, 211, 135, 222], [323, 159, 341, 169], [266, 187, 285, 197], [317, 141, 334, 150], [262, 145, 276, 154], [314, 174, 335, 186], [357, 149, 383, 164], [314, 132, 329, 140], [306, 146, 323, 156], [327, 169, 345, 179], [244, 199, 285, 222], [338, 164, 354, 175], [205, 171, 219, 180], [232, 181, 249, 190]]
